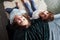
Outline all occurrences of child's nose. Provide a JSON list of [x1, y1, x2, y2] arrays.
[[18, 18, 22, 23], [18, 20, 22, 23]]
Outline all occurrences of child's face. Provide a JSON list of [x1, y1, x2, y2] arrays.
[[39, 11, 54, 21], [39, 11, 48, 20], [14, 15, 29, 27]]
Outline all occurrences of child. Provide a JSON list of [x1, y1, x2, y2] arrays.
[[21, 0, 54, 21], [9, 9, 31, 28]]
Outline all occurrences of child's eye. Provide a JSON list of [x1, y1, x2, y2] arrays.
[[23, 19, 25, 20]]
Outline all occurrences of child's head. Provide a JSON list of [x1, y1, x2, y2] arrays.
[[9, 9, 30, 28], [46, 11, 54, 21], [39, 11, 54, 21]]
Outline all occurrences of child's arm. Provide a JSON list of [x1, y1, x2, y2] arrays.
[[14, 2, 19, 9], [21, 0, 33, 17], [29, 0, 37, 11], [54, 14, 60, 19], [5, 2, 19, 13], [32, 10, 45, 19]]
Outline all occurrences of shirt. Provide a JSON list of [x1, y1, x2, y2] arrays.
[[6, 19, 49, 40], [48, 14, 60, 40]]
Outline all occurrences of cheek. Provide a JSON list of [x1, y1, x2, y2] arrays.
[[41, 14, 48, 20], [18, 20, 21, 23], [22, 19, 29, 25], [22, 19, 28, 24]]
